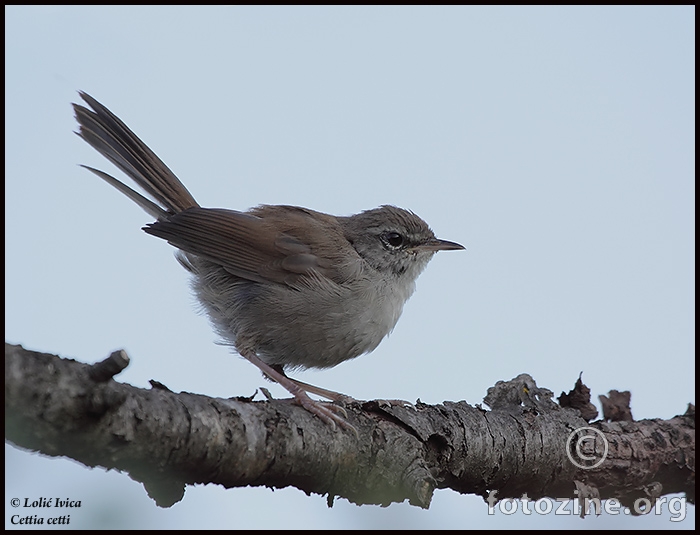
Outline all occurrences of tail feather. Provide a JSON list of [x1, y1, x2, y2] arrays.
[[80, 165, 168, 220], [73, 91, 199, 216]]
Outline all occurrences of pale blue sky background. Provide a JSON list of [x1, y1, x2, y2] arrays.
[[5, 5, 694, 529]]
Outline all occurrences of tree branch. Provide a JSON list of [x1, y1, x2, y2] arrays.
[[5, 342, 694, 511]]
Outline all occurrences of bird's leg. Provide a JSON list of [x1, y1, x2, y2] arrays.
[[273, 367, 414, 410], [239, 349, 357, 434], [271, 368, 356, 404]]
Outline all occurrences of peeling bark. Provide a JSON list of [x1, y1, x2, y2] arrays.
[[5, 342, 694, 511]]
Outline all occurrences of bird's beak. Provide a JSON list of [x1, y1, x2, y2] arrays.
[[412, 238, 465, 252]]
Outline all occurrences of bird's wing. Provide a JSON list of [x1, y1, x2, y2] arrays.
[[144, 206, 361, 287]]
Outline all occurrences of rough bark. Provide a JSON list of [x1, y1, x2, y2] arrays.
[[5, 342, 694, 511]]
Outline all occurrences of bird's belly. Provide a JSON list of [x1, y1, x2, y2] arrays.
[[252, 281, 409, 369], [190, 261, 414, 370]]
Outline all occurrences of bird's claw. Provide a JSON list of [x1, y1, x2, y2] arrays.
[[294, 393, 358, 437]]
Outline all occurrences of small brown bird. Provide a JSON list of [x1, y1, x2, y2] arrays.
[[73, 92, 464, 430]]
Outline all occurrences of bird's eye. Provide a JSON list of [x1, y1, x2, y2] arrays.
[[382, 231, 405, 249]]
